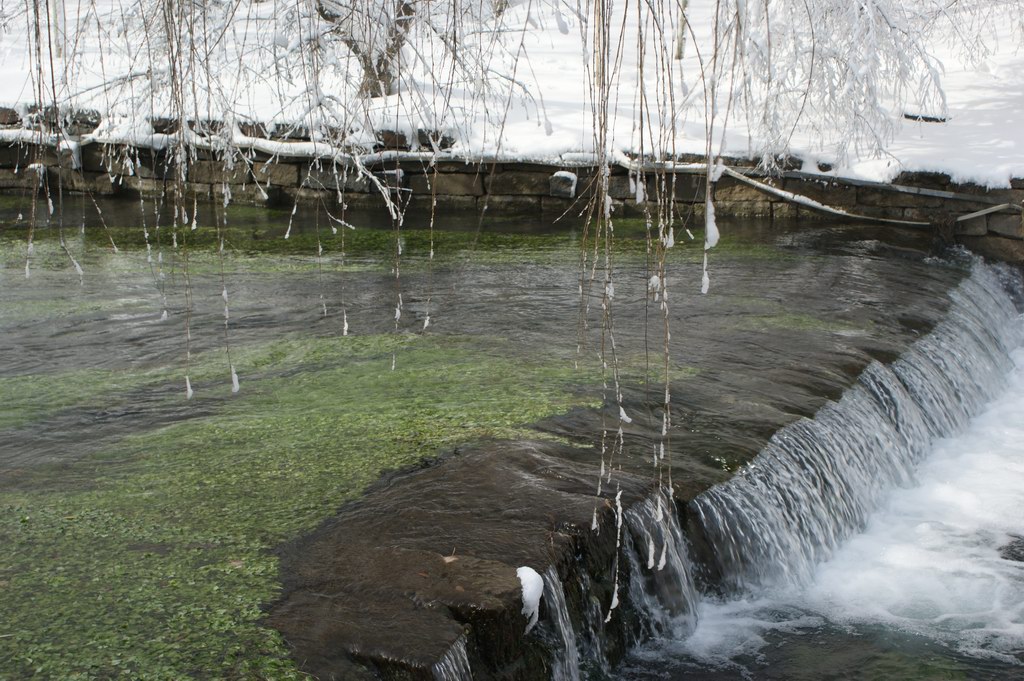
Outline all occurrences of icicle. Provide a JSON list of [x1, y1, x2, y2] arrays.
[[614, 490, 624, 531], [701, 253, 710, 295], [605, 281, 615, 299], [160, 309, 168, 322], [591, 507, 599, 531], [686, 228, 695, 240], [185, 376, 194, 400], [657, 543, 668, 571], [342, 311, 349, 336], [704, 198, 719, 249], [604, 582, 619, 623], [231, 366, 240, 393], [423, 315, 431, 331], [648, 274, 660, 293], [647, 536, 656, 569], [619, 406, 632, 424], [284, 203, 298, 239], [663, 228, 675, 248]]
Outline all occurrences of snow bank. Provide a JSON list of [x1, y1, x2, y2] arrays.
[[1, 0, 1022, 187]]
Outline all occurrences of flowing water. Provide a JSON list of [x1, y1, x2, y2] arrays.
[[2, 193, 1021, 678], [617, 265, 1024, 679]]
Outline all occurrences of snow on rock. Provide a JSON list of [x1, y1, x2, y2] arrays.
[[517, 566, 544, 634]]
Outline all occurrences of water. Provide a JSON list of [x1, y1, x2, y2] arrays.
[[543, 567, 582, 681], [432, 636, 474, 681], [620, 263, 1024, 679], [1, 194, 1015, 678]]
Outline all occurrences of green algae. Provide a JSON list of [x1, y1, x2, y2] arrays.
[[0, 332, 600, 679]]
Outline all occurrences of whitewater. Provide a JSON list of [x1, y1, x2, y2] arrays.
[[634, 314, 1024, 677]]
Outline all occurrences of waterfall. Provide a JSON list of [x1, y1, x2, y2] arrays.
[[623, 490, 700, 638], [432, 636, 473, 681], [535, 490, 700, 680], [692, 262, 1024, 592], [542, 567, 581, 681]]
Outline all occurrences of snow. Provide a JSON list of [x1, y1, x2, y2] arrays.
[[0, 0, 1022, 186], [517, 566, 543, 634]]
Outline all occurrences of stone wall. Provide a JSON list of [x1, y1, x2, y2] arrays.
[[2, 133, 1022, 258]]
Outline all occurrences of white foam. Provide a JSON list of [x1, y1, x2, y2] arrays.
[[683, 346, 1024, 665]]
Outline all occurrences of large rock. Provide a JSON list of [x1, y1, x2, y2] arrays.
[[267, 442, 652, 680]]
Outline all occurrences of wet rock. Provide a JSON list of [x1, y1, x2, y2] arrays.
[[267, 441, 651, 680]]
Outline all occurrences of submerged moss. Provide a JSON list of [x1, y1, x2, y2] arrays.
[[0, 332, 599, 679]]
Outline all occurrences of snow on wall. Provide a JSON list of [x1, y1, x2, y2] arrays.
[[1, 0, 1023, 187]]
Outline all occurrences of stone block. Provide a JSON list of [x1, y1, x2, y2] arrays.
[[782, 178, 857, 207], [376, 130, 409, 150], [0, 168, 35, 189], [480, 194, 543, 218], [79, 144, 109, 173], [958, 235, 1024, 265], [183, 183, 213, 202], [268, 123, 311, 141], [847, 204, 905, 220], [226, 183, 277, 206], [901, 207, 941, 224], [954, 216, 988, 237], [549, 171, 577, 199], [303, 165, 370, 193], [0, 144, 28, 168], [46, 167, 118, 195], [151, 117, 179, 135], [892, 171, 951, 191], [607, 174, 637, 200], [416, 129, 455, 151], [117, 175, 169, 196], [714, 180, 768, 203], [339, 192, 391, 212], [282, 187, 331, 204], [95, 148, 175, 180], [657, 173, 705, 203], [254, 161, 299, 187], [238, 121, 269, 138], [0, 107, 20, 126], [857, 186, 946, 209], [409, 172, 483, 196], [432, 160, 488, 174], [188, 160, 250, 185], [429, 194, 479, 214], [485, 170, 552, 196], [988, 213, 1023, 239], [715, 200, 774, 217]]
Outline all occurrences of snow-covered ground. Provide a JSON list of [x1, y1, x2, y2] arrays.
[[0, 0, 1022, 187]]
